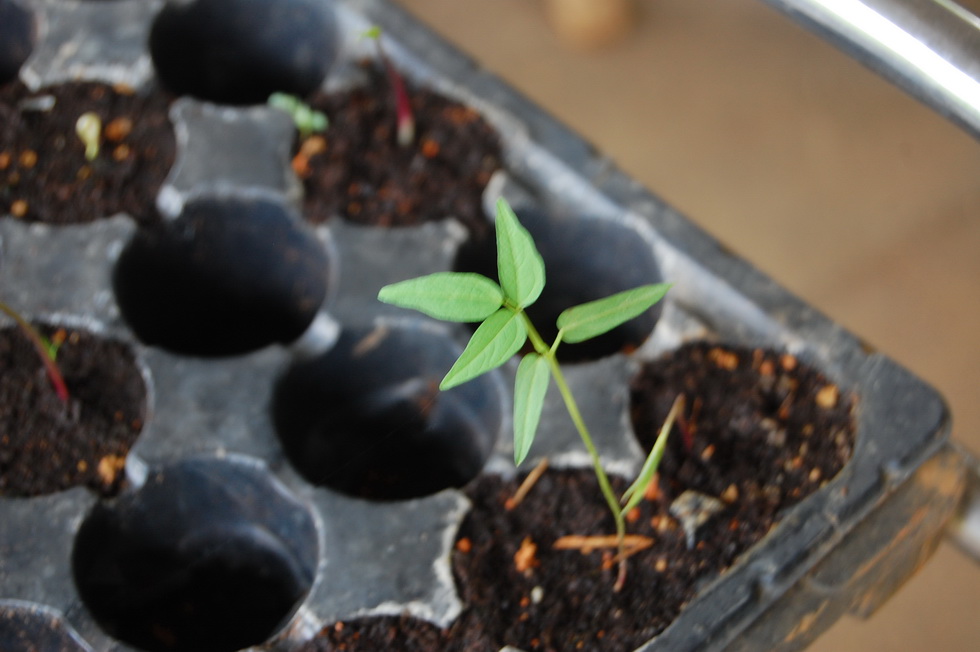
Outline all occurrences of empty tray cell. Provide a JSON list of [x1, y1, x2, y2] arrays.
[[455, 205, 664, 362], [112, 196, 333, 356], [149, 0, 339, 105], [72, 457, 318, 652], [0, 0, 35, 86], [273, 322, 504, 500]]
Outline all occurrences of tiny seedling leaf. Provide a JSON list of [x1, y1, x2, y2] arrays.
[[378, 272, 504, 322], [441, 309, 527, 389], [268, 92, 327, 138], [75, 112, 101, 161], [0, 301, 69, 402], [513, 353, 550, 466], [557, 283, 672, 344], [495, 198, 545, 309], [621, 394, 683, 515]]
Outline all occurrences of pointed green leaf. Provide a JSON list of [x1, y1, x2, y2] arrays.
[[621, 394, 682, 515], [495, 198, 545, 308], [513, 353, 550, 465], [557, 283, 672, 344], [441, 309, 527, 389], [378, 272, 504, 322]]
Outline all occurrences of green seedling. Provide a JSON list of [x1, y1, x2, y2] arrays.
[[75, 112, 102, 161], [0, 301, 69, 402], [379, 198, 675, 590], [268, 92, 328, 140], [362, 26, 415, 147]]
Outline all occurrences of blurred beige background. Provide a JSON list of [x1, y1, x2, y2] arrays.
[[394, 1, 980, 650]]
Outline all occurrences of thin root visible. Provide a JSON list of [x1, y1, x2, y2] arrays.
[[506, 457, 549, 510]]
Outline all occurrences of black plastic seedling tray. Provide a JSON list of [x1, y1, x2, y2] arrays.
[[0, 1, 968, 651]]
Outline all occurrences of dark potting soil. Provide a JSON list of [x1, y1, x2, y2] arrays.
[[296, 64, 502, 232], [630, 341, 857, 509], [0, 325, 147, 497], [0, 80, 175, 225], [294, 342, 856, 652]]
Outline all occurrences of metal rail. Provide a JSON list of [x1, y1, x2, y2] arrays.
[[947, 443, 980, 563], [759, 0, 980, 139]]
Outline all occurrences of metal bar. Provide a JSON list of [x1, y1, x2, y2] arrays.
[[758, 0, 980, 139]]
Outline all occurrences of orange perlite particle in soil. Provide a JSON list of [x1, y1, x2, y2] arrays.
[[514, 536, 540, 574], [420, 138, 440, 158], [18, 150, 37, 169], [104, 117, 133, 141], [10, 200, 28, 218], [815, 383, 839, 409], [643, 473, 661, 501], [97, 454, 126, 486], [292, 135, 327, 177], [708, 347, 739, 370], [721, 483, 739, 503]]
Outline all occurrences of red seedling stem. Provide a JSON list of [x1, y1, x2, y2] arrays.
[[676, 395, 697, 452], [368, 28, 415, 147], [386, 59, 415, 147], [0, 301, 70, 402]]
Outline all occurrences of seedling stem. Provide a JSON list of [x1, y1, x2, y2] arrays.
[[378, 198, 677, 590], [362, 26, 415, 147], [0, 301, 69, 402]]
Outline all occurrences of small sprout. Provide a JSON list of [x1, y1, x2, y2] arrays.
[[268, 92, 328, 140], [362, 26, 415, 147], [379, 198, 674, 590], [75, 112, 102, 161], [0, 300, 70, 402]]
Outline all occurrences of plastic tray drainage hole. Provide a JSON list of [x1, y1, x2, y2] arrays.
[[149, 0, 339, 105], [273, 324, 504, 501], [112, 197, 331, 356], [72, 458, 318, 652], [454, 206, 664, 362], [0, 0, 36, 85]]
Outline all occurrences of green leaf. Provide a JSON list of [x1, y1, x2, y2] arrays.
[[268, 92, 299, 113], [513, 353, 550, 465], [557, 283, 672, 344], [620, 394, 682, 515], [441, 309, 527, 389], [378, 272, 504, 322], [495, 198, 545, 308]]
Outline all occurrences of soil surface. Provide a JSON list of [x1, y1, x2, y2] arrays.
[[0, 324, 147, 497], [296, 64, 502, 232], [0, 80, 175, 225], [292, 342, 856, 651]]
